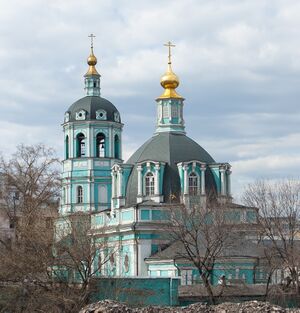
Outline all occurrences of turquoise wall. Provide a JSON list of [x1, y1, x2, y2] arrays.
[[90, 277, 179, 306]]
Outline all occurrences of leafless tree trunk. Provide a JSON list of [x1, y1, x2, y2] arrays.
[[54, 213, 115, 311], [168, 198, 234, 304], [0, 144, 114, 312]]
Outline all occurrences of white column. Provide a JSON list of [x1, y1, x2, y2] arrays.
[[227, 168, 232, 196], [220, 166, 226, 196], [137, 165, 143, 196], [111, 172, 116, 198], [200, 165, 206, 195], [154, 164, 160, 195], [183, 164, 188, 195], [88, 125, 92, 157], [117, 170, 123, 197], [70, 126, 74, 158], [87, 183, 90, 209]]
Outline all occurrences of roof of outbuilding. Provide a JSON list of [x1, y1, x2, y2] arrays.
[[125, 132, 216, 206], [146, 235, 266, 261], [66, 96, 121, 122]]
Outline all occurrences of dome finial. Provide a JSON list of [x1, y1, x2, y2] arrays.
[[165, 41, 175, 65], [157, 41, 183, 100], [85, 33, 100, 76]]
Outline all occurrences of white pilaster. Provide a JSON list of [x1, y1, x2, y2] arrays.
[[111, 172, 116, 198], [137, 165, 143, 196], [117, 170, 122, 197], [200, 165, 206, 195], [88, 124, 91, 157], [70, 125, 74, 158], [183, 164, 188, 195], [227, 168, 232, 196]]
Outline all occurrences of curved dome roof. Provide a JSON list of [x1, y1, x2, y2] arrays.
[[126, 132, 217, 206], [67, 96, 121, 122]]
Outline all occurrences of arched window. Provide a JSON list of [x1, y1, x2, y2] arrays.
[[145, 172, 155, 196], [114, 134, 120, 159], [77, 186, 83, 203], [189, 172, 198, 196], [65, 135, 69, 159], [76, 133, 85, 157], [96, 133, 105, 157]]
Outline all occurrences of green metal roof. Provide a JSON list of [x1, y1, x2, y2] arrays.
[[67, 96, 121, 122], [126, 132, 216, 206]]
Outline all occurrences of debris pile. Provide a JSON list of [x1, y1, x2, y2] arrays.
[[79, 300, 300, 313]]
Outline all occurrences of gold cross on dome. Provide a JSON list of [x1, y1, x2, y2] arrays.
[[164, 41, 175, 64], [88, 33, 96, 48]]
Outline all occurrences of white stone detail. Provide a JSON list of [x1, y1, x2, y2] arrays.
[[74, 161, 87, 167], [96, 110, 107, 120], [75, 110, 86, 120], [64, 112, 70, 122], [95, 161, 110, 167], [114, 112, 120, 122]]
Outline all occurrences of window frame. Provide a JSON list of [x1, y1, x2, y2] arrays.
[[96, 133, 106, 158], [188, 172, 198, 196], [76, 133, 86, 157], [145, 172, 155, 196]]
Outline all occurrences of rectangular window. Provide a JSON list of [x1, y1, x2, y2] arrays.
[[171, 105, 178, 118], [163, 105, 169, 118], [188, 173, 198, 196], [77, 186, 83, 203], [145, 173, 155, 196]]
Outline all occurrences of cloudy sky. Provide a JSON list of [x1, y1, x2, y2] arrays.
[[0, 0, 300, 200]]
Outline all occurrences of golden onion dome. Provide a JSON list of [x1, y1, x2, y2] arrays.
[[85, 47, 100, 76], [157, 62, 183, 100], [157, 41, 183, 100], [87, 51, 97, 66], [160, 63, 180, 89]]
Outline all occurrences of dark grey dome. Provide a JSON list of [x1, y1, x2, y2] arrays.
[[67, 96, 121, 122], [126, 132, 217, 206]]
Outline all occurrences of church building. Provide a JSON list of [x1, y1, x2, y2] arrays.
[[58, 39, 266, 285]]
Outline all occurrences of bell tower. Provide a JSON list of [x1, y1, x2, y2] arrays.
[[60, 35, 123, 216]]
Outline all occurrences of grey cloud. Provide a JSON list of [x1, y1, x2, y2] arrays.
[[0, 0, 300, 199]]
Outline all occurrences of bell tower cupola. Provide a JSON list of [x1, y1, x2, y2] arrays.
[[84, 34, 101, 96], [155, 41, 185, 134]]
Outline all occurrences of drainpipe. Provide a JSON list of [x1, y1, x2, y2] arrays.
[[173, 258, 181, 278]]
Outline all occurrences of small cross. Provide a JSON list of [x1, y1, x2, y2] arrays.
[[164, 41, 175, 64], [88, 33, 96, 48]]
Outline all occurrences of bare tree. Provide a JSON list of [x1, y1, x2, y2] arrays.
[[0, 143, 60, 242], [54, 213, 115, 311], [0, 144, 113, 312], [168, 198, 234, 304], [0, 144, 62, 312], [242, 179, 300, 294]]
